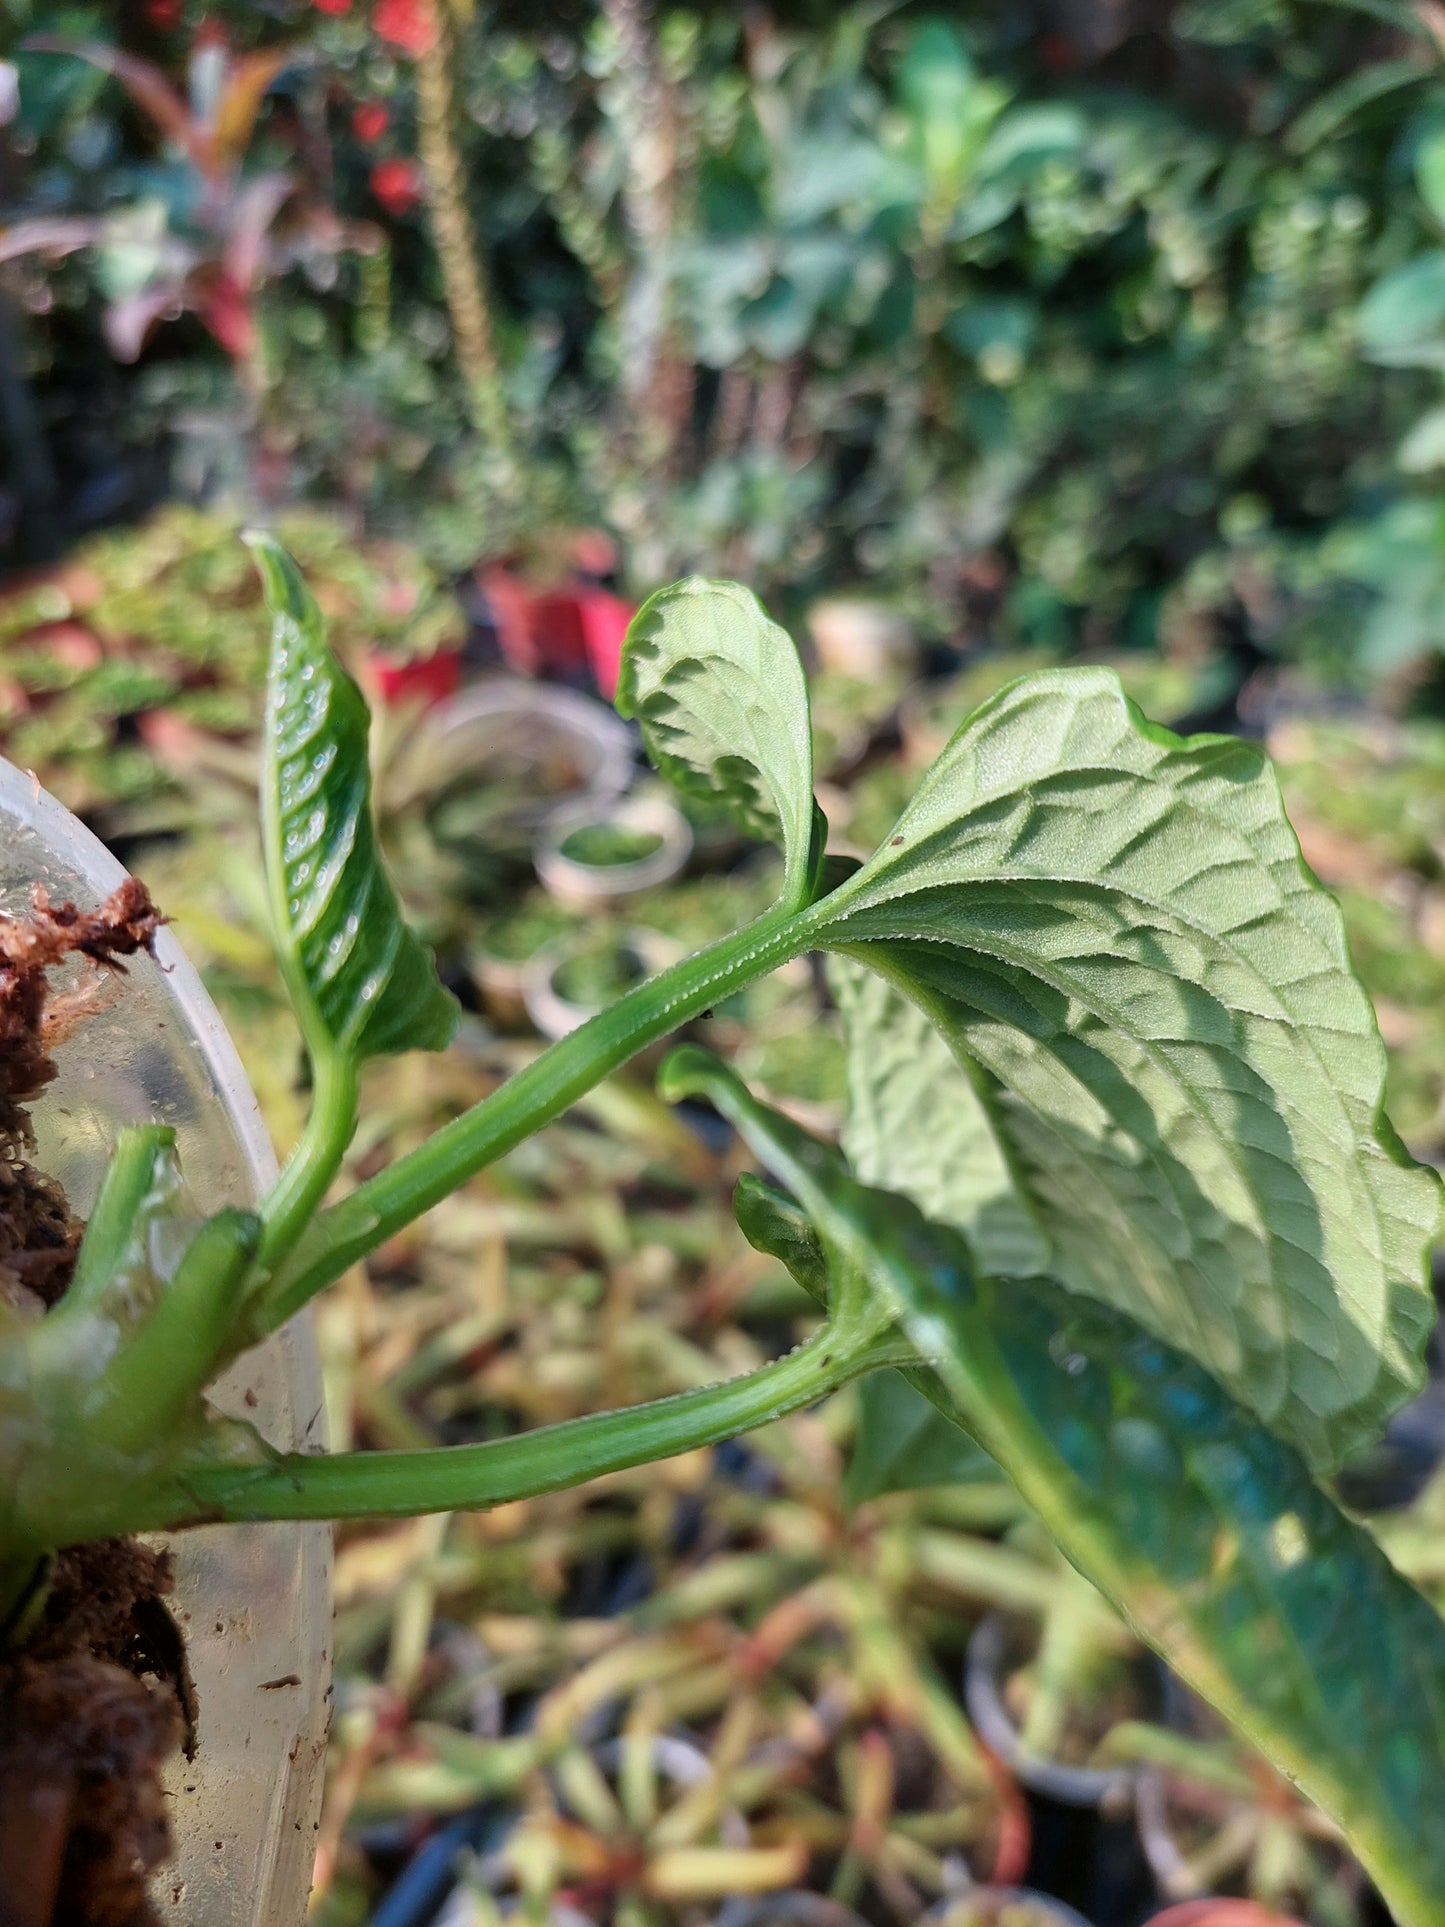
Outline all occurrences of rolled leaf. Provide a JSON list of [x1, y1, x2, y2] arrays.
[[813, 668, 1439, 1470], [733, 1172, 830, 1308], [662, 1050, 1445, 1927], [249, 533, 458, 1065], [617, 578, 818, 905]]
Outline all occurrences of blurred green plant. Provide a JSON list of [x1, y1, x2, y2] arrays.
[[0, 501, 461, 822]]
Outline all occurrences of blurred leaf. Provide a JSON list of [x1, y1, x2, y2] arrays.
[[212, 47, 294, 170], [977, 102, 1089, 180], [1399, 403, 1445, 472], [1358, 253, 1445, 360], [1416, 125, 1445, 229], [23, 35, 211, 174], [1286, 56, 1428, 152]]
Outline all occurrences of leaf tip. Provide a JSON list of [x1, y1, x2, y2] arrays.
[[243, 528, 312, 625]]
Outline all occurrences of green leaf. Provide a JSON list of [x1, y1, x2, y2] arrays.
[[617, 578, 818, 906], [1285, 55, 1427, 153], [811, 668, 1439, 1470], [1358, 253, 1445, 361], [667, 1054, 1445, 1927], [1399, 401, 1445, 473], [733, 1172, 830, 1309], [845, 1369, 997, 1504], [1417, 125, 1445, 229], [249, 533, 458, 1064], [831, 957, 1048, 1279]]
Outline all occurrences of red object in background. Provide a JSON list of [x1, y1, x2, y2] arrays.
[[314, 0, 353, 13], [574, 586, 634, 700], [1145, 1906, 1308, 1927], [17, 622, 103, 673], [353, 101, 389, 142], [143, 0, 183, 26], [370, 157, 422, 216], [979, 1750, 1031, 1888], [372, 0, 439, 57], [195, 270, 257, 363], [362, 649, 462, 709], [480, 566, 636, 695]]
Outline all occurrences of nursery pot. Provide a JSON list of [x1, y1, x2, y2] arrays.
[[523, 927, 680, 1041], [919, 1888, 1095, 1927], [394, 678, 636, 901], [964, 1611, 1144, 1810], [535, 792, 692, 910], [0, 757, 332, 1927]]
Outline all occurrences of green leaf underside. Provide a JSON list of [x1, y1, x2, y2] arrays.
[[617, 578, 815, 900], [250, 534, 457, 1063], [845, 1369, 997, 1503], [831, 956, 1049, 1279], [668, 1051, 1445, 1926], [813, 667, 1438, 1471]]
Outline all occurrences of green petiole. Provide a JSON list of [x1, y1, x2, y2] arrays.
[[167, 1320, 910, 1527], [251, 902, 819, 1334], [63, 1124, 177, 1312]]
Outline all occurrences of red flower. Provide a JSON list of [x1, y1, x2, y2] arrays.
[[352, 101, 389, 142], [143, 0, 183, 26], [370, 157, 422, 216], [315, 0, 352, 12], [372, 0, 438, 57]]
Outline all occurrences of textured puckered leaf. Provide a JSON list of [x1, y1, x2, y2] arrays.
[[617, 578, 817, 903], [250, 534, 457, 1063], [812, 668, 1439, 1470], [831, 956, 1048, 1279], [663, 1052, 1445, 1927]]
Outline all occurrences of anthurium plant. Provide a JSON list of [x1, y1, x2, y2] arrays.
[[2, 543, 1443, 1923]]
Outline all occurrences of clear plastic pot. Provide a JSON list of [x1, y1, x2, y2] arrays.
[[535, 791, 693, 909], [0, 757, 331, 1927]]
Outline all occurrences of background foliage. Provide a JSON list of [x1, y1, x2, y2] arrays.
[[7, 0, 1445, 692]]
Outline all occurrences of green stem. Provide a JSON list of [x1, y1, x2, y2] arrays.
[[170, 1323, 905, 1525], [65, 1125, 176, 1311], [253, 906, 810, 1333], [86, 1208, 262, 1453], [257, 1048, 358, 1272]]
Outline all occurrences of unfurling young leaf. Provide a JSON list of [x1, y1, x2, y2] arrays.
[[617, 577, 820, 907], [812, 668, 1440, 1471], [661, 1049, 1445, 1927], [249, 532, 458, 1066]]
